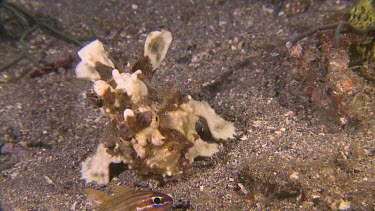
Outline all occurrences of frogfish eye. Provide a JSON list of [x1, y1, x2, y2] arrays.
[[152, 197, 163, 205]]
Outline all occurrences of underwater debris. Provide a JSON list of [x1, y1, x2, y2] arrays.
[[85, 183, 173, 211], [76, 30, 236, 184], [0, 0, 95, 72], [285, 20, 375, 132], [288, 0, 375, 48]]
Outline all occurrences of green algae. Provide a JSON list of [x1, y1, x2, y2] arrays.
[[349, 0, 375, 30]]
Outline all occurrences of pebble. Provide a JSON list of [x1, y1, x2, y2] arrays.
[[70, 201, 77, 211], [289, 172, 299, 181], [200, 185, 204, 191], [338, 200, 351, 211], [10, 171, 20, 179], [239, 135, 248, 141], [219, 21, 227, 26], [16, 103, 22, 110], [44, 175, 54, 184], [238, 183, 248, 194], [131, 4, 138, 10]]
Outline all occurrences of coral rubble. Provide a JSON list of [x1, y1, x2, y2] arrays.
[[75, 30, 236, 184]]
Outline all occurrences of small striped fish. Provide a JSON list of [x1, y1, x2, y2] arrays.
[[85, 184, 173, 211]]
